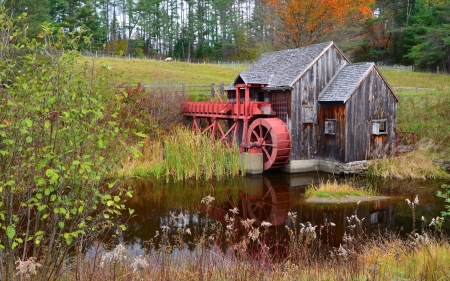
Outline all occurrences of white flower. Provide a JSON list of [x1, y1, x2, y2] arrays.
[[261, 221, 272, 228], [185, 228, 191, 235], [201, 195, 215, 205], [15, 257, 42, 278], [229, 207, 239, 214], [288, 212, 297, 219], [414, 195, 419, 205], [248, 228, 260, 241], [100, 244, 128, 267], [131, 256, 149, 273]]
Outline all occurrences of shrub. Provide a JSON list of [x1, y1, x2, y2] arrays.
[[0, 13, 133, 280]]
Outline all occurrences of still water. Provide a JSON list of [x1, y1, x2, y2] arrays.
[[111, 172, 449, 254]]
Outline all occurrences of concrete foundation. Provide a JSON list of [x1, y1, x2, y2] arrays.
[[281, 159, 369, 174], [239, 152, 263, 175], [239, 152, 369, 175]]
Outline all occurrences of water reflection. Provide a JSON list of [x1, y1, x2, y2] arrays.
[[114, 173, 449, 253]]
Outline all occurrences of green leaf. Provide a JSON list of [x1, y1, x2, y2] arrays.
[[44, 120, 51, 129], [133, 131, 148, 138], [103, 213, 110, 219], [6, 225, 15, 239], [106, 200, 114, 206], [58, 221, 64, 229], [45, 168, 59, 183], [64, 233, 73, 245], [24, 119, 32, 127], [26, 136, 32, 143], [35, 176, 46, 187]]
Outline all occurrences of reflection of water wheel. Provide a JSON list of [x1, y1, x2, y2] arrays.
[[246, 177, 290, 226], [247, 118, 291, 170]]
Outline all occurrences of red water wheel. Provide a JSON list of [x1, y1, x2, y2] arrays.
[[247, 118, 291, 170], [246, 177, 290, 226]]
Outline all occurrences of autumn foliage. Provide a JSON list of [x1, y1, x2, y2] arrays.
[[266, 0, 375, 48]]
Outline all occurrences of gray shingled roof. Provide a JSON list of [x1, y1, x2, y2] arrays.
[[239, 72, 273, 85], [318, 63, 374, 103], [227, 41, 344, 90]]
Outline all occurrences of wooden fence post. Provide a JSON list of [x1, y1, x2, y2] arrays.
[[211, 83, 215, 97], [220, 82, 224, 97]]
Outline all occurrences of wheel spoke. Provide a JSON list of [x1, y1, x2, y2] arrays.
[[258, 123, 263, 139], [262, 187, 273, 201], [263, 126, 272, 141], [263, 142, 276, 147], [251, 129, 259, 141], [262, 147, 272, 163]]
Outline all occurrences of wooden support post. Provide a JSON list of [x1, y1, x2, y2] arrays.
[[220, 82, 224, 97]]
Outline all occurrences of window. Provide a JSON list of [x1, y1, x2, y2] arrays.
[[324, 119, 336, 135], [372, 120, 388, 135]]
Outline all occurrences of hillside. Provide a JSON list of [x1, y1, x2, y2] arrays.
[[82, 57, 450, 90], [81, 57, 246, 86]]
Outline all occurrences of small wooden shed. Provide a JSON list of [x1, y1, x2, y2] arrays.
[[226, 42, 398, 168]]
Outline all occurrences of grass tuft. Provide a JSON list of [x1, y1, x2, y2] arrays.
[[118, 126, 241, 181], [369, 141, 450, 180], [305, 179, 376, 198]]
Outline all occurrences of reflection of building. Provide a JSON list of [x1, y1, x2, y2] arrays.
[[201, 174, 398, 247], [204, 175, 291, 234], [117, 174, 403, 254]]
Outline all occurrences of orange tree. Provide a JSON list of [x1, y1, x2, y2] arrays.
[[265, 0, 374, 48]]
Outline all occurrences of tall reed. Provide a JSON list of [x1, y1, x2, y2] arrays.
[[119, 126, 242, 181]]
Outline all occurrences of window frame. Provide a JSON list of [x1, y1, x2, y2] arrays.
[[372, 119, 388, 135], [324, 119, 336, 135]]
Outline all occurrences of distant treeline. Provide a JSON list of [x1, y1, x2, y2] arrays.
[[2, 0, 450, 73]]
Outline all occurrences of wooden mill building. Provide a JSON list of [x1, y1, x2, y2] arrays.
[[226, 42, 398, 173]]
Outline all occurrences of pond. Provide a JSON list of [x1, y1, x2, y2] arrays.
[[104, 172, 449, 255]]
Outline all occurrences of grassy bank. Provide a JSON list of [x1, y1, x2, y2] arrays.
[[369, 88, 450, 179], [305, 179, 377, 198]]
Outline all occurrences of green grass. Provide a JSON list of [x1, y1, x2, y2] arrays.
[[81, 57, 450, 89], [379, 68, 450, 89], [305, 180, 376, 198], [79, 57, 247, 86]]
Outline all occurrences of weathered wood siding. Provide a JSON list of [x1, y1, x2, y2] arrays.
[[344, 68, 397, 162], [290, 47, 348, 160], [317, 103, 346, 162]]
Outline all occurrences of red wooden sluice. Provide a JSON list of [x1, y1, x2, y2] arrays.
[[182, 83, 292, 170]]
